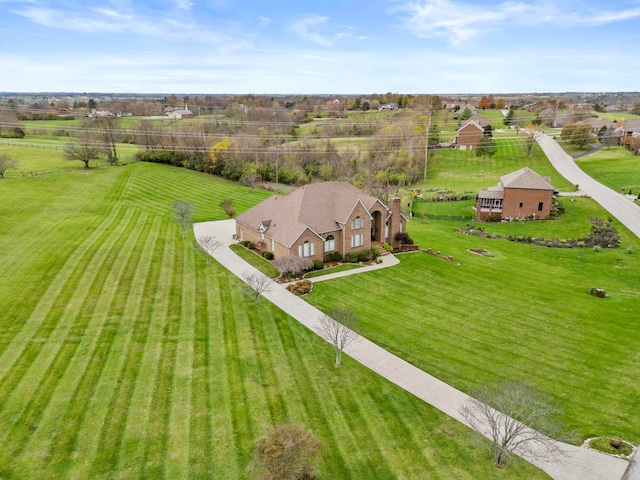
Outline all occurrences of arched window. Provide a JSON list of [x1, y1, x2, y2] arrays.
[[324, 235, 335, 252]]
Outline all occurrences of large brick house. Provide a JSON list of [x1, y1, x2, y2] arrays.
[[235, 181, 407, 261], [476, 167, 555, 221]]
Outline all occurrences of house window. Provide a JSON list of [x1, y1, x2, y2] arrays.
[[385, 222, 389, 239], [298, 240, 314, 257], [399, 221, 403, 233], [271, 238, 274, 251], [479, 198, 503, 211], [351, 233, 364, 247], [519, 202, 523, 208], [324, 235, 335, 252], [538, 202, 544, 211], [351, 216, 364, 229]]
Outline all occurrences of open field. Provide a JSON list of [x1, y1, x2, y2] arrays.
[[576, 146, 640, 194], [0, 160, 547, 478]]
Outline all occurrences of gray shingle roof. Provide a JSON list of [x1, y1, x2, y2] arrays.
[[501, 167, 554, 191], [235, 181, 385, 248]]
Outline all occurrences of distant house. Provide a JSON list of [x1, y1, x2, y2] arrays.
[[577, 117, 614, 134], [166, 107, 194, 119], [453, 121, 484, 150], [235, 181, 407, 261], [461, 114, 491, 129], [620, 119, 640, 150], [476, 167, 555, 221]]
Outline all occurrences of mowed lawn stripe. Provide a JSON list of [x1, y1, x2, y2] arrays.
[[164, 239, 197, 480], [141, 222, 181, 478], [0, 205, 128, 387], [14, 209, 155, 474], [115, 217, 170, 478], [208, 269, 242, 478], [0, 207, 138, 455]]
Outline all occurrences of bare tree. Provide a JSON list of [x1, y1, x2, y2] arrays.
[[64, 132, 100, 169], [248, 423, 322, 480], [196, 235, 221, 266], [523, 124, 541, 159], [273, 254, 313, 278], [459, 381, 561, 468], [317, 308, 360, 367], [172, 200, 194, 239], [0, 153, 17, 178], [242, 271, 272, 305], [87, 116, 120, 165]]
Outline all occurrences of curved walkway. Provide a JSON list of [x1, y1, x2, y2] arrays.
[[194, 220, 629, 480], [537, 134, 640, 239]]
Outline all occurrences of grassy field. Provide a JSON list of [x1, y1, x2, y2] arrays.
[[0, 160, 547, 478], [423, 138, 575, 193], [576, 146, 640, 194]]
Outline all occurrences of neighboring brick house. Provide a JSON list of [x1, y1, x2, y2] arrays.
[[476, 167, 555, 221], [461, 114, 491, 129], [619, 119, 640, 150], [453, 121, 484, 150], [235, 181, 407, 261]]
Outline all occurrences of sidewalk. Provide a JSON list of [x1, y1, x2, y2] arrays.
[[194, 220, 630, 480]]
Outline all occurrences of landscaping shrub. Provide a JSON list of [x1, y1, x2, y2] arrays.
[[0, 127, 25, 138], [395, 232, 414, 245], [262, 251, 274, 260], [241, 240, 255, 249], [484, 213, 500, 223], [326, 251, 342, 262], [382, 242, 393, 252], [312, 260, 324, 270], [344, 252, 359, 263], [588, 287, 607, 298], [286, 279, 313, 296], [357, 251, 370, 262]]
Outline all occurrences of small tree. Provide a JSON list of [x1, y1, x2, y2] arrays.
[[242, 271, 272, 305], [248, 423, 322, 480], [0, 153, 17, 178], [64, 132, 100, 169], [523, 124, 541, 158], [196, 235, 221, 266], [476, 134, 497, 160], [219, 199, 236, 218], [172, 200, 194, 239], [317, 308, 360, 367], [459, 381, 561, 468], [561, 123, 592, 149], [273, 254, 313, 278]]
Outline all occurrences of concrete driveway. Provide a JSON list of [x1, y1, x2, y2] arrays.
[[536, 134, 640, 239]]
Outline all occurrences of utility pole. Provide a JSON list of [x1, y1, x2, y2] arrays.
[[424, 110, 432, 181]]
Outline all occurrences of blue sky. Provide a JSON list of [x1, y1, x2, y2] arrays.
[[1, 0, 639, 93]]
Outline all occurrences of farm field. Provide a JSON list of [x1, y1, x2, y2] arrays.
[[0, 160, 547, 478]]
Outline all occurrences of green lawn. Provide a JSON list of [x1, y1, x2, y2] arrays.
[[423, 139, 574, 193], [304, 263, 363, 278], [0, 160, 547, 478], [576, 146, 640, 194], [229, 244, 280, 278], [306, 199, 640, 445]]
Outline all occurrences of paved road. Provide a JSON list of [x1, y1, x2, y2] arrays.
[[537, 134, 640, 239], [194, 219, 630, 480]]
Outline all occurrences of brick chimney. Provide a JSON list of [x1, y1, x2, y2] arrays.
[[388, 197, 402, 249]]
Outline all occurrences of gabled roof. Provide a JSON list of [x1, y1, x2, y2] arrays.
[[235, 181, 387, 248], [461, 114, 491, 128], [623, 119, 640, 133], [500, 167, 554, 191], [457, 120, 484, 133]]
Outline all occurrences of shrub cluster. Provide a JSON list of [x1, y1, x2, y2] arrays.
[[262, 251, 274, 260], [312, 260, 324, 270], [325, 251, 342, 262], [286, 279, 312, 296], [382, 242, 393, 252], [0, 128, 25, 138], [344, 248, 379, 263], [395, 232, 414, 245], [240, 240, 255, 249]]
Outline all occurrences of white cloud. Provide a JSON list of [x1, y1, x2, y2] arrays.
[[175, 0, 194, 10], [289, 15, 350, 46], [259, 16, 271, 27], [393, 0, 640, 44]]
